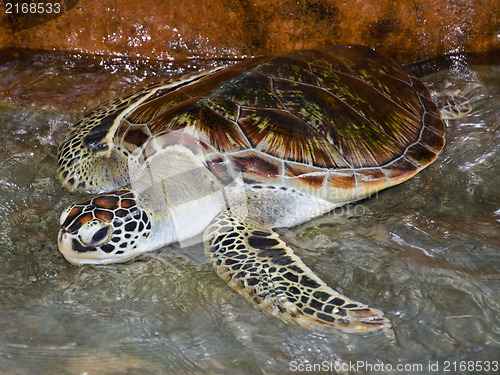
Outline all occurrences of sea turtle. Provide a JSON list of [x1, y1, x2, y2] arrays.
[[57, 45, 451, 332]]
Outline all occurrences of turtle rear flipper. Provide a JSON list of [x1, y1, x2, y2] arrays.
[[436, 93, 472, 120], [203, 208, 390, 332]]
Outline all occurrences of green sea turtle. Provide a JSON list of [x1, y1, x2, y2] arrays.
[[57, 45, 453, 332]]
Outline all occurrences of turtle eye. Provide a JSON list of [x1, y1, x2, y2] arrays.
[[79, 219, 113, 246], [92, 227, 110, 245]]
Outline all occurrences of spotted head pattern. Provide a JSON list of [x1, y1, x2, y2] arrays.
[[58, 188, 152, 264]]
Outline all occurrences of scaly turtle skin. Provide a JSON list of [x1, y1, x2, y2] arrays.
[[57, 45, 447, 332]]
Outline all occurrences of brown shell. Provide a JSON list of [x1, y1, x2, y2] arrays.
[[73, 45, 446, 202]]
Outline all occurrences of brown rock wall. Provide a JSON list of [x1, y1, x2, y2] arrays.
[[0, 0, 499, 63]]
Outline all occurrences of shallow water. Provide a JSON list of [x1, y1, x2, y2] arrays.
[[0, 50, 499, 374]]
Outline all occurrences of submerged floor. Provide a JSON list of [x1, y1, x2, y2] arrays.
[[0, 51, 499, 374]]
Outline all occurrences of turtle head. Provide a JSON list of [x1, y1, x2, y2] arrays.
[[57, 131, 130, 193], [58, 188, 154, 264]]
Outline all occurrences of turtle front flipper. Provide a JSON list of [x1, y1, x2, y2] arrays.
[[203, 208, 390, 333]]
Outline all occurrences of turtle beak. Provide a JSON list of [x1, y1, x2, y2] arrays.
[[58, 228, 139, 265], [58, 229, 101, 265]]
